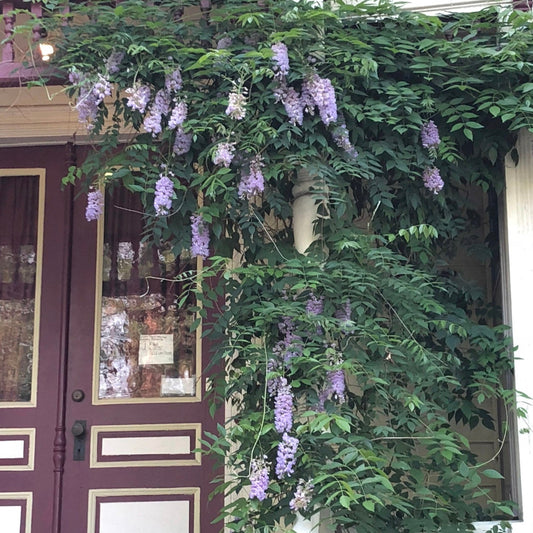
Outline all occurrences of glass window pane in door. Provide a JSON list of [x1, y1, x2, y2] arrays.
[[96, 187, 198, 402], [0, 174, 41, 403]]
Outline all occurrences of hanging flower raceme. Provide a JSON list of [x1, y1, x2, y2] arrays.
[[165, 68, 183, 93], [420, 120, 441, 150], [105, 50, 124, 75], [327, 368, 346, 404], [332, 124, 358, 159], [213, 142, 236, 168], [306, 294, 324, 316], [275, 433, 298, 479], [249, 458, 270, 501], [71, 72, 112, 129], [216, 36, 232, 49], [143, 89, 171, 137], [271, 42, 290, 79], [168, 100, 188, 130], [238, 155, 265, 198], [267, 358, 283, 397], [125, 84, 151, 114], [85, 189, 104, 221], [289, 479, 314, 512], [273, 316, 302, 365], [274, 378, 293, 434], [274, 84, 304, 126], [303, 73, 338, 126], [154, 171, 174, 216], [226, 90, 247, 120], [173, 127, 193, 156], [422, 166, 444, 195], [190, 214, 210, 259]]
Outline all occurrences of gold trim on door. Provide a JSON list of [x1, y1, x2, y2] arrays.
[[90, 423, 202, 468], [0, 491, 33, 533], [0, 428, 35, 471], [0, 169, 45, 409], [87, 487, 200, 533], [91, 190, 203, 405]]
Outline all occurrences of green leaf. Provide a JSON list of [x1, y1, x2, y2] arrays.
[[362, 500, 375, 512], [482, 468, 504, 479]]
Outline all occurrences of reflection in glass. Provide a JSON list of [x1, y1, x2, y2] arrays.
[[98, 188, 197, 400], [0, 176, 39, 402]]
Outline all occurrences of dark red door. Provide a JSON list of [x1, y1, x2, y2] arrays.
[[0, 146, 221, 533]]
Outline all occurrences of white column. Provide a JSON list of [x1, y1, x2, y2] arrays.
[[292, 169, 320, 254], [486, 128, 533, 533]]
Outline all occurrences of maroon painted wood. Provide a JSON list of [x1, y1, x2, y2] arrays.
[[61, 172, 223, 532], [0, 145, 222, 532], [0, 145, 74, 533]]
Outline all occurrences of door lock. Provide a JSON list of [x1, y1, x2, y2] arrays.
[[71, 420, 87, 461], [71, 389, 85, 402]]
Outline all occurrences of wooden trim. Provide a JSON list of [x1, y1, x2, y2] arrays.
[[0, 428, 35, 471], [89, 423, 202, 468], [91, 192, 203, 405], [0, 492, 33, 533], [87, 488, 200, 533], [0, 168, 45, 409]]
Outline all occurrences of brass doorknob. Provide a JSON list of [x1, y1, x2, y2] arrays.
[[71, 421, 86, 437]]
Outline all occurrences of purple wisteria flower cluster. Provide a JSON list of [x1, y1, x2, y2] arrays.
[[303, 73, 338, 126], [213, 142, 236, 168], [190, 214, 210, 259], [332, 124, 358, 159], [238, 155, 265, 198], [290, 479, 314, 512], [420, 120, 444, 194], [249, 458, 270, 501], [71, 70, 112, 130], [422, 166, 444, 195], [85, 189, 104, 221], [274, 84, 304, 126], [144, 89, 171, 137], [420, 120, 440, 149], [226, 90, 247, 120], [271, 42, 290, 79], [275, 433, 299, 479], [306, 293, 324, 316], [318, 365, 346, 411], [274, 378, 293, 434], [105, 50, 124, 75], [125, 84, 151, 114], [173, 127, 193, 156], [168, 100, 188, 130], [269, 41, 343, 132], [273, 316, 302, 365], [267, 358, 282, 397], [154, 169, 174, 216], [123, 67, 194, 156], [216, 36, 232, 49]]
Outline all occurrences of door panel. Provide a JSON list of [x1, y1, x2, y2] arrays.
[[63, 174, 221, 533], [0, 146, 221, 533], [0, 145, 74, 533]]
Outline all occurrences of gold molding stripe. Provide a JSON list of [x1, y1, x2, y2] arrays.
[[0, 491, 33, 533], [89, 423, 202, 469], [87, 487, 200, 533], [0, 428, 35, 471], [91, 191, 203, 405], [0, 169, 45, 409]]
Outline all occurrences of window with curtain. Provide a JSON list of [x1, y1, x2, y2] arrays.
[[0, 175, 39, 403], [98, 187, 198, 401]]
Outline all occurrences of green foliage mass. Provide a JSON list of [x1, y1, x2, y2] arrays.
[[27, 0, 533, 530]]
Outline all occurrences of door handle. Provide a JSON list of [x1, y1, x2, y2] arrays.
[[71, 420, 87, 461]]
